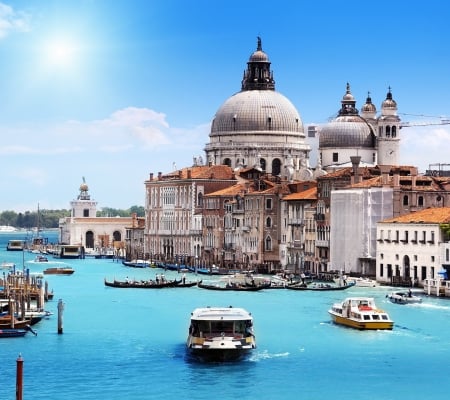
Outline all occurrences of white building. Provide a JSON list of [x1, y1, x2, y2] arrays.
[[376, 207, 450, 286]]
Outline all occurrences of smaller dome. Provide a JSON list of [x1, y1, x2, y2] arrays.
[[361, 93, 376, 113], [319, 116, 375, 149], [382, 88, 397, 110], [80, 183, 89, 192], [249, 50, 269, 63]]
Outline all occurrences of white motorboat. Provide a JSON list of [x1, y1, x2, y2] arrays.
[[387, 290, 422, 304], [186, 306, 256, 362], [334, 276, 379, 287], [328, 297, 394, 330]]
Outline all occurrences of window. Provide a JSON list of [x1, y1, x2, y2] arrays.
[[265, 236, 272, 251], [332, 152, 338, 162], [418, 196, 424, 207], [403, 195, 409, 206], [266, 217, 272, 228], [83, 209, 89, 217], [266, 198, 272, 210]]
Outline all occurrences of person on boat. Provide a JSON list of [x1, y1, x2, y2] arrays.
[[300, 272, 306, 284], [408, 288, 412, 297], [182, 273, 186, 284], [155, 274, 160, 284]]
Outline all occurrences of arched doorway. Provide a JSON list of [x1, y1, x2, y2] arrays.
[[85, 231, 94, 248]]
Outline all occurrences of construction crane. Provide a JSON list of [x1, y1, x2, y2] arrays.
[[399, 113, 450, 128]]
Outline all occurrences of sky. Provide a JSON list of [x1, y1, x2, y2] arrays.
[[1, 0, 450, 212]]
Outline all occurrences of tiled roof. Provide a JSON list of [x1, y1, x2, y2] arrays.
[[380, 207, 450, 224], [283, 186, 317, 200], [156, 165, 235, 180], [205, 184, 246, 197]]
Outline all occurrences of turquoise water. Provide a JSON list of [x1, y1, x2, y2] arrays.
[[1, 231, 449, 399]]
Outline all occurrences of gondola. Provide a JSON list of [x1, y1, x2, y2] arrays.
[[177, 280, 202, 288], [104, 278, 181, 289], [197, 282, 270, 291], [285, 281, 355, 291]]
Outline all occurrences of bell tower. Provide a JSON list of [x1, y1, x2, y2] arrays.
[[377, 88, 400, 165]]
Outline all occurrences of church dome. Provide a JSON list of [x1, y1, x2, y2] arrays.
[[320, 116, 375, 148], [320, 83, 376, 149], [211, 90, 303, 134]]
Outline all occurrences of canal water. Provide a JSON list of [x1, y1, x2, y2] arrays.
[[1, 231, 449, 399]]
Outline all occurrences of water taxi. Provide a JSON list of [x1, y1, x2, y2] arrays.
[[328, 297, 394, 330], [387, 290, 422, 304], [186, 306, 256, 362], [6, 240, 25, 251]]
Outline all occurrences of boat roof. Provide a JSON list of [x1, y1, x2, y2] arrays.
[[190, 306, 252, 321]]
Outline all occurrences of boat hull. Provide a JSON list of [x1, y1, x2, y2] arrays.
[[328, 311, 393, 330], [187, 335, 255, 362]]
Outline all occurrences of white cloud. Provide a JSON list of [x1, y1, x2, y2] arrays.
[[0, 3, 31, 38], [401, 124, 450, 172]]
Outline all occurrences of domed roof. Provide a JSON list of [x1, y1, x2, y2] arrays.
[[382, 88, 397, 110], [361, 93, 377, 113], [211, 90, 303, 134], [319, 115, 375, 148]]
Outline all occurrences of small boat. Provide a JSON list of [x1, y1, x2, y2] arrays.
[[387, 290, 422, 304], [6, 240, 25, 251], [122, 260, 152, 268], [334, 276, 379, 287], [328, 297, 394, 330], [197, 282, 270, 291], [0, 327, 36, 338], [186, 306, 256, 362], [104, 278, 181, 288], [43, 266, 75, 275], [286, 281, 355, 291]]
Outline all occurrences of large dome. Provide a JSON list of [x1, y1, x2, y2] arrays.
[[211, 90, 304, 135], [319, 115, 375, 148]]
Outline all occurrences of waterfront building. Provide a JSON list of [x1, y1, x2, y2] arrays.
[[59, 179, 132, 255], [124, 213, 146, 261], [144, 166, 236, 265], [376, 207, 450, 286]]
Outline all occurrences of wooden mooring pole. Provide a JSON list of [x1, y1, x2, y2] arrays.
[[57, 299, 65, 334], [16, 354, 23, 400]]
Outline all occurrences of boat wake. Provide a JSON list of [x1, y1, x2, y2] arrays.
[[418, 302, 450, 311], [249, 349, 289, 361]]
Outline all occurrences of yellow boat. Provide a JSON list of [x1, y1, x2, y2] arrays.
[[328, 297, 394, 330]]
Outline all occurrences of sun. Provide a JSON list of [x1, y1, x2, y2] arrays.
[[44, 37, 79, 68]]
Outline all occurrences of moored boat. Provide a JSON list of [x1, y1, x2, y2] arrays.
[[387, 290, 422, 304], [104, 277, 181, 288], [186, 306, 256, 362], [6, 239, 25, 251], [197, 281, 270, 291], [328, 297, 394, 330], [286, 281, 355, 291], [43, 266, 75, 275]]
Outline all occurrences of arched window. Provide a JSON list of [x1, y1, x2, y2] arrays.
[[386, 126, 391, 138], [265, 236, 272, 251], [113, 231, 121, 242], [223, 158, 231, 167], [403, 195, 409, 206], [266, 217, 272, 228], [392, 126, 397, 138], [272, 159, 281, 176], [197, 192, 203, 208]]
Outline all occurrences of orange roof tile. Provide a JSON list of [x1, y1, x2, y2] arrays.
[[381, 207, 450, 224], [283, 186, 317, 200]]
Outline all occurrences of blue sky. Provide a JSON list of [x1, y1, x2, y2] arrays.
[[1, 0, 450, 212]]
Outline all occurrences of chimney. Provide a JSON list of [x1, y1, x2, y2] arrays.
[[411, 167, 418, 189], [350, 156, 361, 184], [149, 173, 154, 181], [187, 169, 191, 179], [158, 172, 162, 180], [379, 165, 390, 185]]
